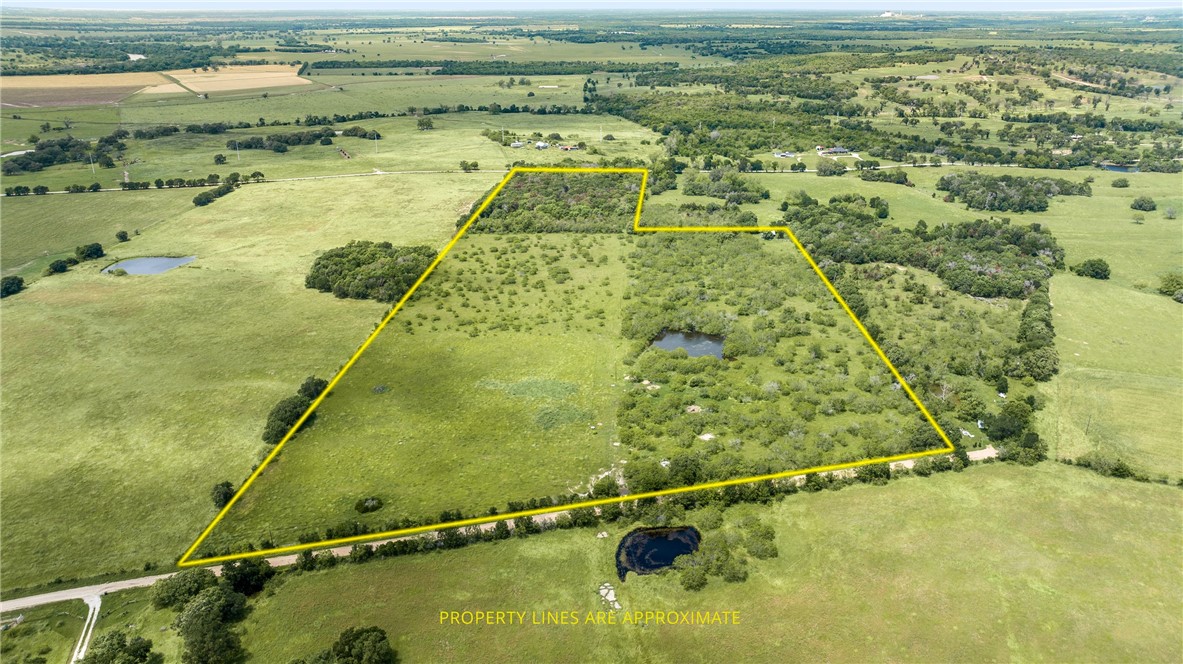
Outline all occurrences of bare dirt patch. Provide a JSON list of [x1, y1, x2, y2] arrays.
[[0, 72, 168, 106]]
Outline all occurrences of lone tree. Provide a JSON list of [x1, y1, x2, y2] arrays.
[[1131, 196, 1157, 211], [417, 117, 434, 130], [211, 481, 235, 509], [1110, 177, 1130, 188], [116, 230, 130, 242], [44, 259, 69, 275], [214, 153, 227, 165], [1, 275, 24, 298], [1070, 258, 1111, 280]]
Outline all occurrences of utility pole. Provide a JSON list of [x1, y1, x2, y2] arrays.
[[235, 140, 240, 161]]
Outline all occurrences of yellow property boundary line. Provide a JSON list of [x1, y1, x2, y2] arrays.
[[178, 166, 954, 567]]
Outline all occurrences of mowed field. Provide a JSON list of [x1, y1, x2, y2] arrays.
[[111, 463, 1178, 663], [0, 173, 501, 593]]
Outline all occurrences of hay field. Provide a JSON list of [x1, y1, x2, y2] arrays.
[[163, 64, 312, 93], [0, 71, 167, 106]]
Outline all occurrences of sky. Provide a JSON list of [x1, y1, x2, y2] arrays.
[[2, 0, 1179, 11]]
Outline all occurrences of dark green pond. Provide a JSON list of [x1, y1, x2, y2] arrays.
[[615, 526, 701, 581]]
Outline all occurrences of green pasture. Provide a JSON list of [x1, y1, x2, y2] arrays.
[[0, 599, 87, 663], [223, 462, 1182, 663], [1, 112, 662, 194], [0, 188, 196, 280], [204, 233, 632, 553], [0, 173, 500, 593]]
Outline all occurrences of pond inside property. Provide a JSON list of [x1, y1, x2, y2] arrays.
[[102, 256, 196, 274], [1100, 164, 1140, 173], [650, 330, 724, 358], [615, 526, 702, 581]]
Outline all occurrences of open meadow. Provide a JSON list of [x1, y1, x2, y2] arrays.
[[0, 173, 501, 593], [79, 462, 1182, 663]]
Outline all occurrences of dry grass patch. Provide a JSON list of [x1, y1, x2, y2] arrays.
[[164, 65, 312, 93]]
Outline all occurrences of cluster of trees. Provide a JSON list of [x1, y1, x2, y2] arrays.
[[185, 122, 252, 135], [464, 172, 641, 233], [936, 172, 1091, 212], [2, 130, 127, 175], [289, 626, 398, 664], [132, 125, 180, 140], [3, 36, 240, 75], [192, 181, 237, 207], [41, 243, 105, 278], [1007, 288, 1059, 382], [159, 172, 264, 189], [228, 127, 341, 152], [147, 561, 273, 663], [305, 241, 436, 302], [790, 201, 1063, 298], [80, 632, 162, 664], [262, 376, 328, 446], [858, 168, 911, 185], [681, 168, 770, 204]]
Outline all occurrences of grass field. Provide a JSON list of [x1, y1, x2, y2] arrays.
[[204, 231, 634, 553], [0, 599, 87, 663], [0, 173, 501, 594], [179, 462, 1182, 662], [0, 188, 197, 279], [742, 166, 1183, 477], [0, 112, 662, 193]]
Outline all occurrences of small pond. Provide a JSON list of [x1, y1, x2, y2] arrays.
[[1100, 164, 1140, 173], [615, 526, 701, 581], [102, 256, 196, 275], [650, 330, 724, 359]]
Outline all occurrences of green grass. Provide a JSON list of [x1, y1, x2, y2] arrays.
[[231, 462, 1182, 663], [0, 112, 662, 193], [89, 587, 184, 662], [0, 599, 87, 663], [0, 173, 499, 593], [203, 233, 632, 553], [0, 188, 197, 279]]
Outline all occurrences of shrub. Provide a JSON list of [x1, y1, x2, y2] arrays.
[[355, 496, 384, 513], [1157, 271, 1183, 302], [1110, 177, 1130, 188], [1, 275, 24, 298], [115, 230, 130, 242], [1131, 196, 1157, 211], [1070, 258, 1110, 280], [44, 259, 69, 275], [680, 566, 708, 591]]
